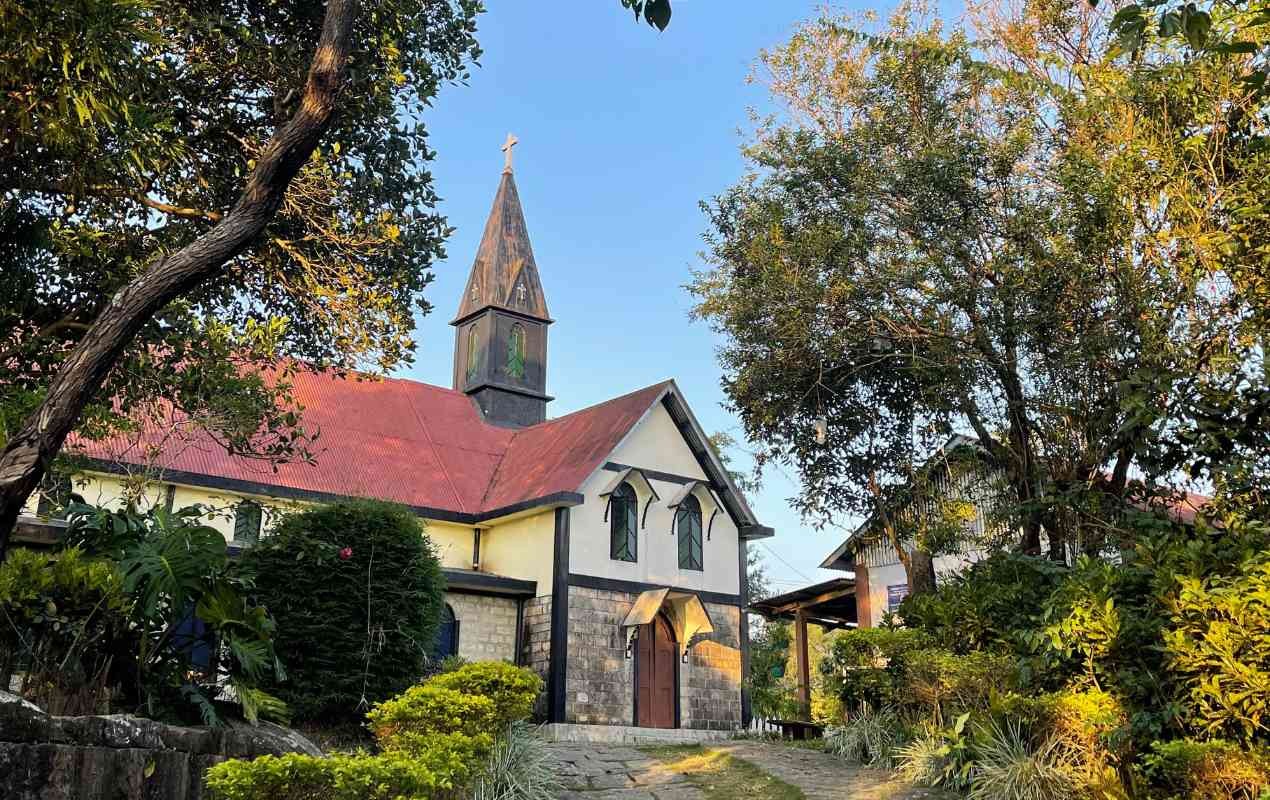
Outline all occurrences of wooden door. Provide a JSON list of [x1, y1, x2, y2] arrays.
[[636, 614, 676, 728]]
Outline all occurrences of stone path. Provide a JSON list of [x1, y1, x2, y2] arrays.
[[547, 741, 950, 800]]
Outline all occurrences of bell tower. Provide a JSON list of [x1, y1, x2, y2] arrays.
[[452, 134, 553, 427]]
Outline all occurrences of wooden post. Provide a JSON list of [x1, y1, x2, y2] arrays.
[[855, 562, 871, 629], [794, 609, 811, 720]]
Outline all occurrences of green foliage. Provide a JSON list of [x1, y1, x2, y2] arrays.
[[64, 503, 285, 725], [895, 713, 977, 791], [1143, 739, 1270, 800], [0, 547, 129, 714], [747, 621, 799, 720], [207, 660, 539, 800], [903, 649, 1014, 724], [203, 739, 484, 800], [901, 552, 1066, 656], [470, 721, 565, 800], [366, 684, 497, 746], [824, 705, 905, 767], [1162, 551, 1270, 745], [239, 501, 445, 722], [0, 0, 483, 473], [819, 628, 930, 712], [425, 660, 543, 731], [968, 721, 1075, 800]]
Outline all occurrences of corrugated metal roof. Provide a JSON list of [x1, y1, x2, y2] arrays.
[[68, 370, 672, 517]]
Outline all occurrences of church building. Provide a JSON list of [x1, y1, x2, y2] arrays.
[[19, 143, 773, 733]]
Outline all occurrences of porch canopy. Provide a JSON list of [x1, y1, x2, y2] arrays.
[[748, 577, 858, 720], [620, 587, 714, 658]]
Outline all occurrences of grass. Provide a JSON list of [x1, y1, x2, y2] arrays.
[[641, 744, 806, 800]]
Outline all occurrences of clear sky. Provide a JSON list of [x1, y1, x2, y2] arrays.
[[397, 0, 863, 595]]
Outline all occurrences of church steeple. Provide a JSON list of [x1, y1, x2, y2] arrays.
[[451, 135, 553, 428]]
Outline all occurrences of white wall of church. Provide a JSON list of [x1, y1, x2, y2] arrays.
[[569, 403, 742, 596]]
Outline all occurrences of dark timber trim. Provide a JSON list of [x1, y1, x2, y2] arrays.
[[442, 568, 537, 598], [514, 597, 526, 667], [75, 458, 581, 524], [566, 573, 742, 608], [548, 507, 570, 723], [738, 540, 752, 726], [601, 460, 773, 540]]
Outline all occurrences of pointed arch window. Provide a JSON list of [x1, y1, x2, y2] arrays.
[[430, 603, 459, 662], [676, 494, 703, 571], [610, 482, 638, 562], [233, 500, 263, 546], [466, 325, 479, 381], [506, 323, 526, 379]]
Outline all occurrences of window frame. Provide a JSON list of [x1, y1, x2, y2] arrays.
[[506, 323, 526, 379], [676, 494, 704, 571], [232, 500, 263, 545], [609, 481, 639, 562]]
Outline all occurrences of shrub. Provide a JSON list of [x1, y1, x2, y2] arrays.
[[0, 547, 130, 715], [895, 713, 975, 791], [204, 737, 484, 800], [1162, 553, 1270, 745], [819, 628, 930, 712], [240, 500, 445, 721], [366, 684, 498, 746], [470, 721, 563, 800], [1143, 739, 1270, 800], [901, 551, 1066, 655], [426, 661, 543, 730], [824, 705, 905, 767], [969, 720, 1075, 800], [904, 648, 1014, 724]]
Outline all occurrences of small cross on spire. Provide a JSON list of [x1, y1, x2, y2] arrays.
[[501, 132, 519, 173]]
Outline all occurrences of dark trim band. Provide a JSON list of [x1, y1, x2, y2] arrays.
[[548, 507, 570, 723], [76, 458, 581, 525], [442, 568, 537, 598], [566, 573, 742, 608]]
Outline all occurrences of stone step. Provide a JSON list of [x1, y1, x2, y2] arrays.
[[541, 723, 733, 745]]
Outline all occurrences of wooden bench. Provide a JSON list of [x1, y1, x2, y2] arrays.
[[768, 719, 825, 740]]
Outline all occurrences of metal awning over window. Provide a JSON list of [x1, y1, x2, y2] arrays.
[[620, 587, 715, 658], [666, 481, 723, 539], [599, 467, 660, 529]]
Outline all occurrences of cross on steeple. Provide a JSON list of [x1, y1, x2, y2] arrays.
[[501, 133, 519, 173]]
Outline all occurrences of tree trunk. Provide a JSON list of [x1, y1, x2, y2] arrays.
[[0, 0, 360, 557], [907, 548, 938, 595]]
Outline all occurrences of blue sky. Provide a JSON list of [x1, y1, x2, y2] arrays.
[[397, 1, 864, 594]]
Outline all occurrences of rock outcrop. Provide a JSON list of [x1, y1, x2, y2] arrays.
[[0, 691, 320, 799]]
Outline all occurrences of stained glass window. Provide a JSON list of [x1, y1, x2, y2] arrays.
[[677, 494, 703, 571], [465, 325, 479, 381], [507, 323, 526, 379], [610, 482, 638, 562], [233, 501, 262, 545]]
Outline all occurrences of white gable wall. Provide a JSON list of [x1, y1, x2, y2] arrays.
[[570, 402, 742, 596]]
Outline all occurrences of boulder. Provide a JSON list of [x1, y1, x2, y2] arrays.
[[0, 692, 321, 800]]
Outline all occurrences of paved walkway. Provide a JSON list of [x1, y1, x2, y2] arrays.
[[547, 741, 948, 800]]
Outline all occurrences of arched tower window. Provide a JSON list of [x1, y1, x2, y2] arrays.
[[676, 494, 703, 571], [466, 325, 479, 381], [506, 323, 526, 379], [233, 500, 263, 546], [431, 603, 459, 662], [610, 482, 638, 562]]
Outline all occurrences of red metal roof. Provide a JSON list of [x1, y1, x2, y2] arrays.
[[68, 371, 673, 518]]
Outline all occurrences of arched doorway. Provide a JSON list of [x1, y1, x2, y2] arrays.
[[635, 613, 677, 728]]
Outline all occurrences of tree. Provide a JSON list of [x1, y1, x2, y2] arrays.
[[0, 0, 671, 555], [690, 6, 1265, 588]]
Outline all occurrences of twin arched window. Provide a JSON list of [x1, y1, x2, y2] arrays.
[[610, 482, 638, 562], [676, 495, 703, 571]]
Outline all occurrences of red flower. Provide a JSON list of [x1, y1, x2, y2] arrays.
[[339, 547, 353, 561]]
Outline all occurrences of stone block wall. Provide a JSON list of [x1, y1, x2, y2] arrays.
[[445, 592, 518, 663], [521, 595, 552, 718], [564, 586, 635, 725], [681, 603, 743, 730], [561, 587, 743, 730]]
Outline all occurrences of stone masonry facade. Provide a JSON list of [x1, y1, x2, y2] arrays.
[[521, 595, 552, 718], [562, 586, 743, 730], [445, 592, 518, 663], [682, 603, 743, 730]]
